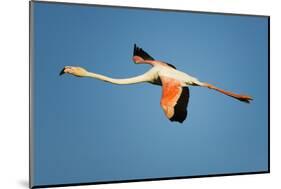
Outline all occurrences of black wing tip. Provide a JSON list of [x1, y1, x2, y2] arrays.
[[169, 119, 185, 124], [169, 87, 189, 123], [165, 62, 177, 69], [133, 44, 154, 60], [169, 111, 187, 123], [134, 43, 137, 55], [59, 67, 65, 76], [133, 43, 140, 56]]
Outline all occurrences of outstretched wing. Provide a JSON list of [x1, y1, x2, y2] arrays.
[[134, 44, 154, 60], [159, 76, 189, 123]]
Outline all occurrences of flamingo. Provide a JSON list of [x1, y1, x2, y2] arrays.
[[60, 44, 253, 123]]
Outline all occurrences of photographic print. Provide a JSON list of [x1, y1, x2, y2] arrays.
[[30, 1, 269, 188]]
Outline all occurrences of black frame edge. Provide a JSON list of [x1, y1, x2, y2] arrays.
[[267, 16, 270, 173], [31, 171, 269, 189]]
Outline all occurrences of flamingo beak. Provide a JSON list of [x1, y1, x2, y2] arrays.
[[59, 67, 65, 76]]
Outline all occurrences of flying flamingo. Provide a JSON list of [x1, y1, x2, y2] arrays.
[[60, 44, 252, 123]]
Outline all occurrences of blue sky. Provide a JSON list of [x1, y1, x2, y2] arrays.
[[32, 2, 269, 186]]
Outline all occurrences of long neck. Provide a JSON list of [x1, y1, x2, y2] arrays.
[[85, 72, 150, 85]]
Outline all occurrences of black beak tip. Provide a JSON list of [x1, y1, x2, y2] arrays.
[[59, 68, 65, 76]]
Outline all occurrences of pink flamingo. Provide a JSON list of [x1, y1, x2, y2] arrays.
[[60, 44, 252, 123]]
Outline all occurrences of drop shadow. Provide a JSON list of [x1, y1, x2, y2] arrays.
[[18, 180, 29, 188]]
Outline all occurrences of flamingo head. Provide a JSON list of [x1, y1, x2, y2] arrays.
[[59, 66, 88, 77]]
